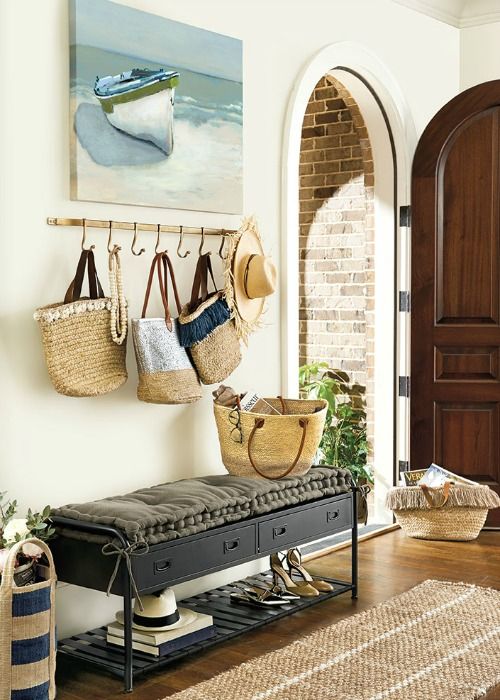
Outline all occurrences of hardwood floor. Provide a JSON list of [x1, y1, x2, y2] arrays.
[[55, 529, 500, 699]]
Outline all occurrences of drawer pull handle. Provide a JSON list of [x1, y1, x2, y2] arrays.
[[154, 559, 172, 573], [273, 525, 288, 538], [327, 510, 340, 522], [224, 538, 240, 553]]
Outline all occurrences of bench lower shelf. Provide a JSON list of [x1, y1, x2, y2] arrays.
[[58, 571, 354, 682]]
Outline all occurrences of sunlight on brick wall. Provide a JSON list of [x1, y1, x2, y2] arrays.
[[298, 74, 375, 458]]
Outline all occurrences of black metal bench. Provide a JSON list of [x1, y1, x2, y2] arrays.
[[51, 488, 358, 693]]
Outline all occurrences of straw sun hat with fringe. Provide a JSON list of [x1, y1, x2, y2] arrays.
[[224, 217, 276, 344]]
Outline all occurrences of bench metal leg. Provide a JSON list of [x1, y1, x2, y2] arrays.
[[123, 568, 134, 692], [351, 487, 358, 599]]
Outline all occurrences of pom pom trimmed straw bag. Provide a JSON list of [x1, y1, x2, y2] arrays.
[[0, 538, 57, 700], [386, 482, 500, 541], [179, 253, 241, 385], [214, 397, 328, 479], [132, 252, 201, 404], [34, 248, 127, 397]]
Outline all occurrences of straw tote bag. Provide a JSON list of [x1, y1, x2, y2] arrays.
[[34, 248, 127, 397], [179, 253, 241, 385], [0, 538, 57, 700], [214, 398, 328, 479], [132, 252, 201, 404]]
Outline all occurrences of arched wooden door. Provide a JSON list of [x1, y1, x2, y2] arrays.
[[411, 81, 500, 526]]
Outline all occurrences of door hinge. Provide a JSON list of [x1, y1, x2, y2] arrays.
[[399, 291, 411, 312], [399, 460, 410, 473], [398, 376, 410, 397], [400, 205, 412, 227]]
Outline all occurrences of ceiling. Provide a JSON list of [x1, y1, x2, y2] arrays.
[[392, 0, 500, 27]]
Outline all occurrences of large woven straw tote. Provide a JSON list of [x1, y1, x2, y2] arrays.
[[0, 538, 57, 700], [214, 398, 328, 479], [386, 483, 500, 541], [34, 248, 127, 397], [179, 253, 241, 385], [132, 252, 201, 404]]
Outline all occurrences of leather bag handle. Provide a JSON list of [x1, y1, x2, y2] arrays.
[[420, 481, 451, 508], [189, 253, 218, 310], [142, 253, 172, 330], [162, 252, 183, 316], [64, 249, 105, 304], [247, 417, 309, 480]]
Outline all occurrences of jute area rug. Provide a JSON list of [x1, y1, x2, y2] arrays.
[[167, 580, 500, 700]]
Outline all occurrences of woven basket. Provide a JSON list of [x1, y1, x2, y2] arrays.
[[386, 484, 500, 541], [190, 320, 241, 385], [36, 303, 127, 397], [214, 398, 327, 479], [34, 249, 127, 397], [133, 253, 201, 405], [0, 538, 57, 700]]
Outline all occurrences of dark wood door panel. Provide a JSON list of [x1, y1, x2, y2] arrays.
[[434, 402, 499, 481], [412, 81, 500, 528], [436, 109, 500, 325], [435, 346, 499, 381]]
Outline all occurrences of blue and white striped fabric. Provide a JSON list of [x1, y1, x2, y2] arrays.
[[0, 539, 56, 700]]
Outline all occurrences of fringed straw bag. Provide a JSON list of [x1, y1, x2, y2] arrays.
[[132, 252, 201, 404], [0, 539, 57, 700], [214, 398, 328, 479], [179, 253, 241, 385], [34, 248, 128, 397], [386, 483, 500, 541]]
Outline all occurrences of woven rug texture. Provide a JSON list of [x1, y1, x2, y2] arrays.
[[167, 580, 500, 700]]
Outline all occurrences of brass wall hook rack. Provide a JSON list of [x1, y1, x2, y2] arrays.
[[47, 217, 237, 238]]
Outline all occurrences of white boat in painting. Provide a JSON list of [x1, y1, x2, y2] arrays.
[[94, 68, 180, 155]]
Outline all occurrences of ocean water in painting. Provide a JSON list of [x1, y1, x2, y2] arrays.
[[70, 0, 243, 213]]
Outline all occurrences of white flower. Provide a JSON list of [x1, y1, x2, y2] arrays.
[[22, 542, 43, 558], [0, 549, 9, 573], [3, 518, 30, 544]]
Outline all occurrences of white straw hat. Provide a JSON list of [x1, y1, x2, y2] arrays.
[[116, 588, 196, 632]]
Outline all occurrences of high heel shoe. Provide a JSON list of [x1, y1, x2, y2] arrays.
[[270, 553, 319, 597], [286, 548, 333, 592]]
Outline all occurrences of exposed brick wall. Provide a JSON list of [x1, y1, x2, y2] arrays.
[[299, 74, 375, 459]]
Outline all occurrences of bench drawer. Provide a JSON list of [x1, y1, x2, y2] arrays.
[[135, 524, 257, 590], [258, 496, 352, 553]]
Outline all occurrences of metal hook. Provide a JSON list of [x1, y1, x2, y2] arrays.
[[155, 224, 165, 254], [107, 220, 121, 253], [218, 230, 227, 260], [177, 226, 191, 258], [199, 227, 207, 256], [81, 218, 95, 251], [131, 222, 146, 256]]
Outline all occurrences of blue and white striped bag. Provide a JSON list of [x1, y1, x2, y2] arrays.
[[0, 538, 56, 700]]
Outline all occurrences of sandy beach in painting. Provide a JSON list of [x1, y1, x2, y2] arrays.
[[70, 6, 243, 214]]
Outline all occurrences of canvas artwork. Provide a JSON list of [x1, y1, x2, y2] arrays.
[[69, 0, 243, 213]]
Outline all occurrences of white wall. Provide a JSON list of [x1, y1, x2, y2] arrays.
[[0, 0, 459, 637], [461, 22, 500, 89]]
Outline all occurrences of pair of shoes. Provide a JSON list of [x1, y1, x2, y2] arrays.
[[230, 583, 299, 608], [286, 548, 334, 593], [270, 552, 319, 597]]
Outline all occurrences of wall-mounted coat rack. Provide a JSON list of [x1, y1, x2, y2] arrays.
[[46, 217, 237, 237], [47, 216, 238, 257]]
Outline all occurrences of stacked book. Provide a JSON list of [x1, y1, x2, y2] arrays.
[[107, 609, 216, 657]]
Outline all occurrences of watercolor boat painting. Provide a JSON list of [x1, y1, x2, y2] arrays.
[[69, 0, 243, 213], [94, 68, 180, 155]]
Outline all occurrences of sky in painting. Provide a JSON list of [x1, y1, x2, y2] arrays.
[[69, 0, 242, 83]]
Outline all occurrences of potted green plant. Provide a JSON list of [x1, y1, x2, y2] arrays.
[[299, 362, 373, 486], [0, 492, 55, 586]]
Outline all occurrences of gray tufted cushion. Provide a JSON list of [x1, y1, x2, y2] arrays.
[[52, 466, 352, 545]]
